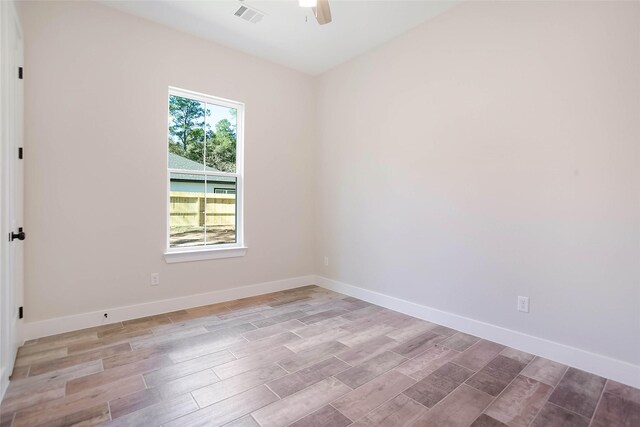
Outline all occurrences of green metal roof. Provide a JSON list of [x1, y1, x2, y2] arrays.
[[169, 153, 235, 183]]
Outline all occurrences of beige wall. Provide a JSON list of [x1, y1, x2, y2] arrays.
[[19, 0, 640, 368], [20, 1, 316, 321], [316, 1, 640, 365]]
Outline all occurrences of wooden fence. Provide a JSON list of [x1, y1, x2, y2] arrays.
[[170, 192, 236, 227]]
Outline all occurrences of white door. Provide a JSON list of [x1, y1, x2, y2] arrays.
[[0, 0, 24, 398]]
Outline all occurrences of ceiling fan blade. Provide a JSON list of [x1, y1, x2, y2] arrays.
[[313, 0, 332, 25]]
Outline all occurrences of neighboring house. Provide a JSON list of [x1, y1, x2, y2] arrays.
[[169, 152, 236, 229], [169, 152, 236, 194]]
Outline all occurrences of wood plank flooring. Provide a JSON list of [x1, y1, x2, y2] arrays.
[[1, 285, 638, 427]]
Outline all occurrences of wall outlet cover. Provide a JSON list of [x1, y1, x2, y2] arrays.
[[517, 296, 529, 313]]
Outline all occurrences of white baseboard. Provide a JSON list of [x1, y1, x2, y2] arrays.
[[21, 273, 640, 389], [314, 275, 640, 389], [23, 275, 315, 342], [0, 366, 8, 403]]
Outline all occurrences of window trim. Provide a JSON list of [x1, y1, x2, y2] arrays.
[[164, 87, 246, 263]]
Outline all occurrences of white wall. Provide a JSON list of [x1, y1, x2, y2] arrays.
[[19, 1, 316, 322], [316, 1, 640, 366]]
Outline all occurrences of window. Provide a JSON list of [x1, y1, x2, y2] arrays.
[[164, 88, 245, 262]]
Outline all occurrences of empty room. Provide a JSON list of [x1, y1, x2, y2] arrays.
[[0, 0, 638, 426]]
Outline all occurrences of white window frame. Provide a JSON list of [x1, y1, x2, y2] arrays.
[[164, 87, 246, 263]]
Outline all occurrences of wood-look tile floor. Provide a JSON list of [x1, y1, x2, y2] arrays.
[[1, 285, 638, 427]]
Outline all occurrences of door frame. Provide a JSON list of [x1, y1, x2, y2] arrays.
[[0, 0, 23, 400]]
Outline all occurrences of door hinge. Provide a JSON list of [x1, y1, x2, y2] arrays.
[[18, 147, 23, 159], [18, 306, 23, 319], [18, 67, 23, 80]]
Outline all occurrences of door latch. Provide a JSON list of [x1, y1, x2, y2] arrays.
[[10, 227, 25, 241]]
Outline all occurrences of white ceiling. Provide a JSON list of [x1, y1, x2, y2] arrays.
[[101, 0, 460, 75]]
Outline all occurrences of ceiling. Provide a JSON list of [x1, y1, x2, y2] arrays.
[[101, 0, 460, 75]]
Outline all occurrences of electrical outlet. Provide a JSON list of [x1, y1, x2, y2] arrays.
[[324, 256, 329, 267], [517, 296, 529, 313], [151, 273, 160, 286]]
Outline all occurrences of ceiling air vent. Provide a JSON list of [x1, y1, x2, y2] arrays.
[[234, 5, 265, 24]]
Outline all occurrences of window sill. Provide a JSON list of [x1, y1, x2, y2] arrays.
[[164, 246, 247, 264]]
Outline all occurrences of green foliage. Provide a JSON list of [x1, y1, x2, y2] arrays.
[[206, 119, 237, 172], [168, 140, 186, 157], [168, 95, 236, 171]]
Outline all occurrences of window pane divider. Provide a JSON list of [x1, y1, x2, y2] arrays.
[[168, 168, 239, 178]]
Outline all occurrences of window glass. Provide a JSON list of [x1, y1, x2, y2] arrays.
[[167, 89, 243, 251]]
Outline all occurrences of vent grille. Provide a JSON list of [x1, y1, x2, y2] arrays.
[[234, 4, 264, 24]]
